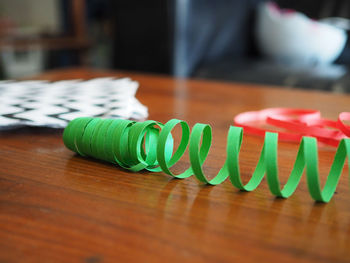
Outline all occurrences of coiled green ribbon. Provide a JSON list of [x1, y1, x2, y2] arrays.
[[63, 117, 350, 202]]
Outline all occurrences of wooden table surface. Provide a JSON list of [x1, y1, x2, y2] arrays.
[[1, 68, 350, 263]]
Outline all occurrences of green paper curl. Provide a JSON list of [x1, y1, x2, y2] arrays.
[[63, 117, 350, 202]]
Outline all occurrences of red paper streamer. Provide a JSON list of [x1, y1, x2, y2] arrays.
[[234, 108, 350, 147]]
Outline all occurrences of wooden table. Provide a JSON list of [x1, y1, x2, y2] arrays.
[[1, 68, 350, 263]]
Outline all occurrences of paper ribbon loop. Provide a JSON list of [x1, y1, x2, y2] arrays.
[[234, 108, 350, 147], [63, 117, 350, 203]]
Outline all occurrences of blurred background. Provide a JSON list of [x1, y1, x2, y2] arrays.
[[1, 0, 350, 92]]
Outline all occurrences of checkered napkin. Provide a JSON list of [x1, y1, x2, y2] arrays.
[[0, 77, 148, 129]]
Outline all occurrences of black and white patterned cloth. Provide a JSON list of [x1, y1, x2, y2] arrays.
[[0, 77, 148, 129]]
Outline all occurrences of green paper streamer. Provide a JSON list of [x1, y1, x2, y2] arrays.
[[63, 117, 350, 202]]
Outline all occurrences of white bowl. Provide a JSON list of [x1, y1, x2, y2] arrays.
[[256, 2, 347, 65]]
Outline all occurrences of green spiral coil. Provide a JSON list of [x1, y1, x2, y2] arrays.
[[63, 117, 350, 202]]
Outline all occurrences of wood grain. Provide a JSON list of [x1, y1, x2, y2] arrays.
[[1, 68, 350, 263]]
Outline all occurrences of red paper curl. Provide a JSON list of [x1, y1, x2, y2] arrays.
[[234, 108, 349, 147]]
